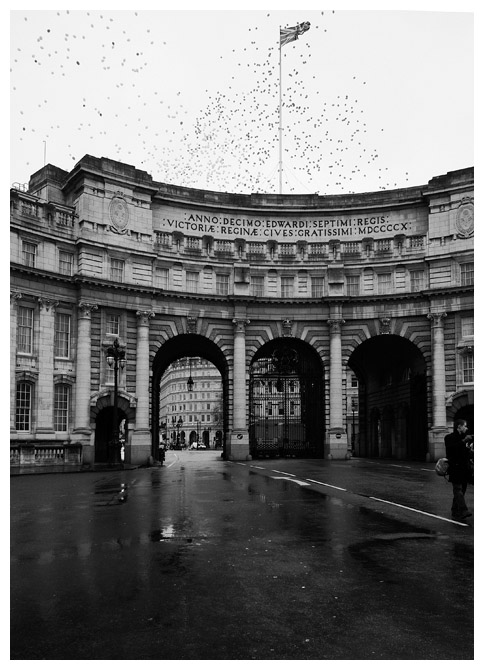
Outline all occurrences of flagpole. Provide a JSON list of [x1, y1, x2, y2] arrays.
[[278, 28, 283, 195]]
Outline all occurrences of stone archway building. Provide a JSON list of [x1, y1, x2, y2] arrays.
[[10, 156, 474, 467]]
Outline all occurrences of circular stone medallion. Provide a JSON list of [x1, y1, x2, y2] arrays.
[[109, 196, 129, 233], [455, 201, 474, 238]]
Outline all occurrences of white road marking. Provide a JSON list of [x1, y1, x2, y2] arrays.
[[233, 463, 470, 526], [306, 479, 347, 491], [165, 454, 179, 468], [369, 496, 469, 526], [272, 477, 309, 486]]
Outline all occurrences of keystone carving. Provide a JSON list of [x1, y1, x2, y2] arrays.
[[379, 317, 391, 334], [186, 316, 198, 334], [281, 319, 293, 337]]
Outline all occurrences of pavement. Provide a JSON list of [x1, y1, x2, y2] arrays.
[[10, 451, 474, 660]]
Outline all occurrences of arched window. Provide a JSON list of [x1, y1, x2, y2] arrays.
[[54, 384, 70, 432], [16, 382, 33, 431]]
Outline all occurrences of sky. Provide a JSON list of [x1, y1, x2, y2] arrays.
[[9, 1, 476, 196]]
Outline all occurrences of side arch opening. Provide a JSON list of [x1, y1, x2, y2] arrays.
[[348, 335, 428, 460]]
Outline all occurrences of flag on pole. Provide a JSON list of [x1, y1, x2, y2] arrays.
[[280, 22, 311, 48]]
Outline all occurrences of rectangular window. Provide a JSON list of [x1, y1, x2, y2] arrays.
[[460, 263, 474, 286], [311, 276, 325, 298], [378, 273, 392, 294], [410, 270, 425, 292], [216, 274, 229, 295], [106, 314, 120, 336], [156, 267, 169, 289], [22, 241, 37, 268], [346, 275, 360, 296], [251, 275, 264, 297], [186, 271, 199, 293], [17, 306, 34, 354], [16, 382, 32, 431], [54, 313, 71, 358], [461, 316, 474, 339], [54, 385, 70, 431], [110, 258, 124, 282], [58, 250, 73, 276], [281, 276, 294, 298], [462, 351, 474, 383], [351, 375, 359, 388]]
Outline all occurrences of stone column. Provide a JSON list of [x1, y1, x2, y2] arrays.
[[36, 298, 59, 438], [73, 302, 98, 458], [10, 291, 22, 434], [130, 310, 155, 465], [326, 316, 348, 459], [427, 311, 448, 461], [226, 318, 251, 461]]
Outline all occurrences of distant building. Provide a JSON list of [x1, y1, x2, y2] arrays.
[[10, 155, 473, 468], [159, 357, 223, 448]]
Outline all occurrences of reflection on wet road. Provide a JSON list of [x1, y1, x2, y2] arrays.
[[11, 451, 473, 660]]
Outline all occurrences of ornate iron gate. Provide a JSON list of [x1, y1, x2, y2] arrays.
[[249, 343, 324, 458]]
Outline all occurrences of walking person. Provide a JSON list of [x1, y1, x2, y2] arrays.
[[444, 419, 474, 521]]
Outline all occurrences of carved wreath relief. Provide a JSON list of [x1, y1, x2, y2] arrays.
[[109, 195, 129, 234], [455, 198, 474, 238]]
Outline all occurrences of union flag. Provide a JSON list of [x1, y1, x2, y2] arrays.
[[280, 21, 311, 47]]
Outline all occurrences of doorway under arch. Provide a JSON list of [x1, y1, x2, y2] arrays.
[[151, 334, 229, 459], [94, 406, 128, 463], [249, 338, 325, 458], [348, 335, 428, 460]]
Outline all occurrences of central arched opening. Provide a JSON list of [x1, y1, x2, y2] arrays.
[[348, 335, 428, 460], [151, 334, 229, 459], [249, 338, 325, 458]]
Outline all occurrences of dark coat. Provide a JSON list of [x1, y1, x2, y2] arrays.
[[444, 431, 473, 485]]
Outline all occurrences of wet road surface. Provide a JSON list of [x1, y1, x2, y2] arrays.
[[11, 452, 473, 660]]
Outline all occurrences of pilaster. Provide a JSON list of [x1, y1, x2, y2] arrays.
[[73, 301, 97, 461], [10, 291, 23, 434], [36, 298, 59, 437], [226, 317, 251, 460], [427, 311, 448, 461], [130, 310, 155, 464], [326, 314, 349, 459]]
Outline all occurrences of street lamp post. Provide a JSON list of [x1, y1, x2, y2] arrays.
[[171, 415, 176, 448], [106, 338, 126, 464], [176, 417, 183, 449], [351, 396, 357, 452], [187, 357, 194, 392]]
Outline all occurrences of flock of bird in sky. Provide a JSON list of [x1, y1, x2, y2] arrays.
[[12, 10, 412, 195]]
